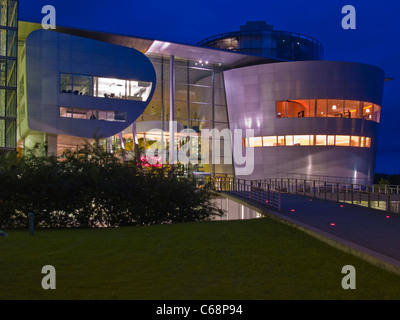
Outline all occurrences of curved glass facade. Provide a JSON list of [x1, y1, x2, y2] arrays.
[[244, 135, 371, 148], [197, 22, 323, 61], [0, 0, 18, 149], [276, 99, 381, 122]]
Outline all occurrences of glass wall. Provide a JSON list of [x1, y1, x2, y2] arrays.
[[197, 28, 323, 61], [132, 55, 233, 176], [60, 73, 152, 102], [244, 134, 372, 148], [59, 107, 127, 122], [0, 0, 17, 149], [276, 99, 381, 123]]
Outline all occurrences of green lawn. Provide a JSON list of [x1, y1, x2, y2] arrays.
[[1, 218, 400, 300]]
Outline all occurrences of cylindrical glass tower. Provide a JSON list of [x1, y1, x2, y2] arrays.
[[197, 21, 323, 61]]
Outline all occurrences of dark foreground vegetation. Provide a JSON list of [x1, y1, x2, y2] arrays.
[[374, 173, 400, 185], [0, 143, 222, 228]]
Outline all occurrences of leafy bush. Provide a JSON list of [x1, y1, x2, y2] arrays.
[[0, 143, 223, 228]]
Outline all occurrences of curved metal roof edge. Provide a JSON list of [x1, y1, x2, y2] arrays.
[[18, 20, 285, 68]]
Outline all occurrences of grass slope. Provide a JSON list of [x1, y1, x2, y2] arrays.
[[1, 218, 400, 300]]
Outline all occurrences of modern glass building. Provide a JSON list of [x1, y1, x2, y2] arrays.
[[0, 0, 17, 151], [198, 21, 323, 61], [14, 20, 387, 184]]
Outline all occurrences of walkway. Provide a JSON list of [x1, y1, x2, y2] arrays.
[[223, 191, 400, 275]]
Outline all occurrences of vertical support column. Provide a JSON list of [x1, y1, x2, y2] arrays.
[[132, 122, 139, 158], [212, 66, 215, 175], [119, 132, 126, 161], [169, 55, 176, 167], [161, 58, 165, 158]]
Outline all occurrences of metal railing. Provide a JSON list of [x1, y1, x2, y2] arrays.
[[267, 178, 400, 214], [199, 176, 282, 212]]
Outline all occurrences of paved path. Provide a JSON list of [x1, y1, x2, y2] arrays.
[[224, 191, 400, 274]]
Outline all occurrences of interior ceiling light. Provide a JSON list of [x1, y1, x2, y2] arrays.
[[332, 105, 337, 110]]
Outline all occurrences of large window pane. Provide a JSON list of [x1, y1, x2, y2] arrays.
[[285, 135, 294, 146], [362, 102, 373, 120], [277, 136, 285, 146], [286, 100, 293, 118], [73, 75, 93, 96], [263, 136, 277, 146], [336, 135, 350, 146], [293, 135, 311, 146], [316, 99, 327, 117], [96, 77, 126, 99], [60, 107, 72, 118], [328, 99, 344, 118], [73, 107, 92, 119], [350, 136, 360, 147], [248, 137, 262, 147], [327, 135, 335, 146], [60, 73, 72, 93], [366, 137, 371, 148], [345, 100, 360, 119], [315, 135, 327, 146], [292, 99, 310, 117], [127, 80, 152, 102], [276, 101, 285, 118]]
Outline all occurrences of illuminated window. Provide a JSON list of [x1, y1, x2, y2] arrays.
[[285, 135, 293, 146], [275, 99, 380, 123], [336, 135, 350, 146], [73, 75, 93, 96], [327, 135, 335, 146], [73, 108, 92, 119], [127, 81, 152, 102], [276, 101, 286, 118], [292, 100, 309, 118], [366, 137, 371, 148], [248, 137, 262, 147], [373, 104, 381, 122], [277, 136, 285, 146], [293, 135, 311, 146], [286, 101, 293, 118], [362, 103, 373, 120], [96, 77, 126, 99], [263, 136, 277, 146], [360, 137, 365, 147], [350, 136, 360, 147], [243, 134, 371, 148], [60, 73, 72, 93], [59, 107, 72, 118], [316, 99, 327, 117], [60, 73, 152, 102], [328, 99, 344, 118], [345, 100, 360, 119], [59, 107, 126, 122], [315, 135, 327, 146]]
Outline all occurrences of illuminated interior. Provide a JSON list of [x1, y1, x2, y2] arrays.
[[59, 107, 127, 122], [244, 135, 371, 148], [60, 73, 152, 102], [276, 99, 381, 122]]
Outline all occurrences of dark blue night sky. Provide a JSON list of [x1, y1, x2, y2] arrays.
[[19, 0, 400, 174]]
